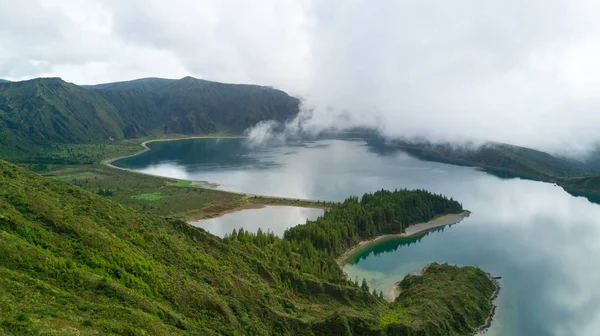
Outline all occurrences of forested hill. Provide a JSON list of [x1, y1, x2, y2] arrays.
[[0, 76, 299, 158], [0, 159, 494, 335]]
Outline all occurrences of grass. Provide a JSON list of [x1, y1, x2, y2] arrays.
[[52, 172, 99, 180], [380, 263, 497, 335], [131, 192, 166, 201], [32, 139, 331, 220], [29, 138, 333, 219], [44, 164, 246, 219], [11, 142, 144, 172], [43, 164, 329, 220]]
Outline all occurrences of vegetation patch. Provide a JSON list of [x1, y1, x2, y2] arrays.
[[381, 263, 497, 335], [42, 163, 329, 220], [131, 192, 166, 201], [282, 189, 464, 258], [52, 171, 99, 180]]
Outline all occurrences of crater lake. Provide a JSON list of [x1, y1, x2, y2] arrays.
[[114, 137, 600, 335]]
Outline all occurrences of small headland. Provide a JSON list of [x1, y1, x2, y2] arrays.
[[380, 263, 500, 336]]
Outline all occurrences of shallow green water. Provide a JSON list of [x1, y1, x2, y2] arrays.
[[115, 137, 600, 335]]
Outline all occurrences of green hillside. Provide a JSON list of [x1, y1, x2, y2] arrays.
[[0, 160, 495, 335], [384, 263, 497, 335], [91, 76, 300, 136], [0, 77, 300, 162], [365, 137, 600, 199], [0, 78, 126, 155], [383, 140, 582, 180]]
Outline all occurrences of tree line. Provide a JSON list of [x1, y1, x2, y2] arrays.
[[224, 189, 463, 290], [283, 189, 463, 257]]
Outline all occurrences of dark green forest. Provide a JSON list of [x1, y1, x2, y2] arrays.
[[282, 189, 463, 257], [226, 189, 463, 283], [0, 159, 493, 335]]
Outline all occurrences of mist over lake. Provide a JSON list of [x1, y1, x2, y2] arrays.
[[115, 137, 600, 335]]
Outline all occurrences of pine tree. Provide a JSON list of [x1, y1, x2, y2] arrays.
[[361, 278, 369, 292]]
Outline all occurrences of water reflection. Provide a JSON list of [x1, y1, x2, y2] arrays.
[[115, 137, 600, 335], [348, 226, 449, 264], [116, 138, 481, 201], [190, 206, 324, 238]]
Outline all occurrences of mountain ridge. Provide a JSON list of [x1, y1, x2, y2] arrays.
[[0, 76, 299, 158], [365, 136, 600, 201]]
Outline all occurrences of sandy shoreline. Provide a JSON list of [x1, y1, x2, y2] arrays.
[[337, 210, 471, 264]]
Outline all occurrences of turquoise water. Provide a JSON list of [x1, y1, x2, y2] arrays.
[[115, 137, 600, 335]]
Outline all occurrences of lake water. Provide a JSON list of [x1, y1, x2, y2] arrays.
[[115, 137, 600, 335], [188, 206, 324, 238]]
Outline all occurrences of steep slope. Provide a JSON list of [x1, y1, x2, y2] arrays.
[[0, 78, 126, 155], [0, 160, 495, 335], [0, 79, 10, 84], [91, 76, 300, 135]]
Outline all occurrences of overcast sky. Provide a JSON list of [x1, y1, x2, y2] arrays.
[[2, 0, 600, 153]]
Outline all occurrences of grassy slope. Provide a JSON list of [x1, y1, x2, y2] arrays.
[[0, 160, 496, 335], [0, 78, 126, 157], [92, 76, 300, 136], [43, 164, 330, 220]]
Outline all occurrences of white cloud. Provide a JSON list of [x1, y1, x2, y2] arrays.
[[2, 0, 600, 153]]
